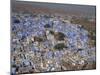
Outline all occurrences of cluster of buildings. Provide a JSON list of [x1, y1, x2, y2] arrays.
[[11, 12, 96, 75]]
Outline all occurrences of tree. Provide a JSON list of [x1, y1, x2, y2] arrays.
[[54, 43, 66, 50]]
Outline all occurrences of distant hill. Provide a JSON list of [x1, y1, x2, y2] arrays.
[[11, 1, 96, 18]]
